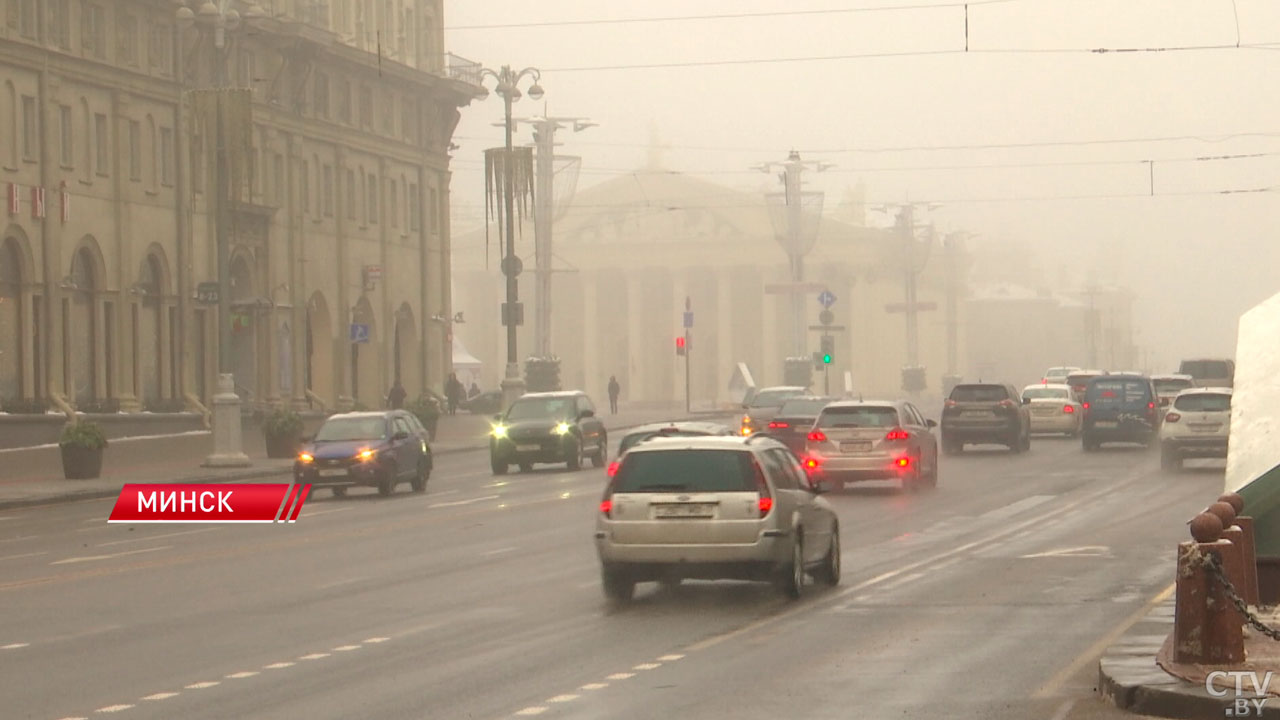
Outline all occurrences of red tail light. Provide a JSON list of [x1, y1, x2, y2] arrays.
[[768, 421, 790, 429], [600, 499, 613, 517], [606, 460, 620, 477], [998, 399, 1015, 409], [808, 430, 827, 442], [753, 459, 773, 518], [885, 428, 910, 441], [1063, 405, 1075, 414], [802, 457, 821, 471], [1082, 401, 1090, 410], [1165, 412, 1181, 423], [945, 399, 957, 408], [895, 456, 911, 469], [758, 497, 774, 514]]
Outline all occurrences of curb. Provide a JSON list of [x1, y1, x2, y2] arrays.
[[0, 414, 728, 512], [1098, 598, 1280, 719]]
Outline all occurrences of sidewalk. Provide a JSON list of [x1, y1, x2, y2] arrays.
[[1099, 597, 1280, 718], [0, 405, 721, 510]]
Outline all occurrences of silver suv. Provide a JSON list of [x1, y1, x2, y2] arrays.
[[594, 435, 840, 602]]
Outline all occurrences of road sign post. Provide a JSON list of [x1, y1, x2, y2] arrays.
[[684, 296, 691, 413]]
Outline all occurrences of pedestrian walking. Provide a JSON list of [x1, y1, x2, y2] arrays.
[[468, 381, 481, 399], [445, 373, 464, 415], [386, 379, 407, 409], [607, 375, 621, 415]]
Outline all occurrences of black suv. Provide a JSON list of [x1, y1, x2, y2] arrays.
[[489, 391, 608, 474], [940, 383, 1032, 454]]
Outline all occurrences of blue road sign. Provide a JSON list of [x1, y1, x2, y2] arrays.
[[683, 311, 694, 329], [818, 290, 837, 309], [350, 323, 370, 344]]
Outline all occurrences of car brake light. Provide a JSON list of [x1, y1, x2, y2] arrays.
[[945, 399, 957, 408], [885, 428, 910, 441], [802, 457, 821, 471], [600, 499, 612, 517], [808, 430, 827, 442], [606, 460, 620, 477], [753, 459, 772, 517], [758, 497, 774, 514], [1082, 401, 1090, 410], [1166, 412, 1181, 423], [1063, 405, 1074, 414], [768, 421, 790, 429], [998, 399, 1015, 409], [895, 457, 911, 469]]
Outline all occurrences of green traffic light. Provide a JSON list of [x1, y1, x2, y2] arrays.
[[822, 354, 832, 364]]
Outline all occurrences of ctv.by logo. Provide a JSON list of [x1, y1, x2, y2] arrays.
[[1207, 671, 1272, 717]]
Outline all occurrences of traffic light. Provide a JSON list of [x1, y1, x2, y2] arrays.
[[822, 352, 832, 365], [675, 336, 686, 356], [820, 335, 834, 364]]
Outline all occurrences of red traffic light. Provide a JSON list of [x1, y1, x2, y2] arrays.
[[675, 337, 685, 348]]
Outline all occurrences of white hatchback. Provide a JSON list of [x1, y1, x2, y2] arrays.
[[1021, 383, 1082, 436], [1159, 388, 1232, 471]]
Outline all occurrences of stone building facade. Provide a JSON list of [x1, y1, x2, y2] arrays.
[[0, 0, 477, 414]]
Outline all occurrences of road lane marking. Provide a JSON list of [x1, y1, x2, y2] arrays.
[[185, 681, 220, 689], [580, 683, 608, 690], [98, 528, 219, 547], [95, 705, 135, 712], [515, 708, 547, 716], [298, 507, 355, 518], [0, 550, 49, 562], [607, 673, 634, 680], [980, 495, 1056, 520], [142, 692, 179, 701], [483, 546, 516, 556], [299, 653, 330, 660], [365, 637, 390, 643], [547, 694, 579, 703], [264, 662, 294, 669], [1048, 700, 1076, 720], [633, 663, 661, 670], [226, 671, 258, 679], [0, 516, 16, 520], [333, 645, 360, 651], [317, 576, 367, 589], [54, 717, 88, 720], [2, 642, 29, 649], [1031, 582, 1176, 699], [1021, 545, 1111, 559], [429, 494, 499, 509], [877, 571, 925, 592], [657, 654, 685, 661], [0, 534, 39, 543], [51, 546, 171, 565]]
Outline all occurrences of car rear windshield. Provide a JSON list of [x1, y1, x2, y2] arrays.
[[315, 417, 386, 441], [777, 398, 831, 417], [1174, 393, 1231, 412], [1023, 387, 1070, 400], [1087, 379, 1150, 404], [749, 389, 803, 408], [1179, 360, 1233, 379], [1155, 378, 1194, 394], [817, 406, 900, 428], [507, 397, 574, 421], [1067, 374, 1099, 385], [618, 430, 712, 455], [950, 385, 1009, 402], [613, 450, 756, 493]]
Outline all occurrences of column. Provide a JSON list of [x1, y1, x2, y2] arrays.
[[672, 270, 689, 407], [625, 272, 647, 403], [332, 148, 352, 409]]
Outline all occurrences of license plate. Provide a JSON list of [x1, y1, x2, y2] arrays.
[[1033, 407, 1055, 414], [318, 468, 347, 477], [1190, 424, 1221, 433], [516, 444, 541, 452], [1093, 421, 1117, 428], [840, 442, 872, 452], [963, 411, 990, 418], [654, 504, 714, 518]]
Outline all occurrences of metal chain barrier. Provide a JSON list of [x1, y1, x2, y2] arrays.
[[1203, 551, 1280, 642]]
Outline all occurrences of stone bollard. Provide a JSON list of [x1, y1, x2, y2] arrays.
[[203, 373, 251, 468], [1173, 512, 1245, 664], [1219, 493, 1261, 608]]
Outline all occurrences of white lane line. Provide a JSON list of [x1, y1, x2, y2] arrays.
[[483, 546, 516, 556], [299, 653, 330, 660], [98, 528, 218, 547], [580, 683, 608, 690], [54, 717, 88, 720], [185, 681, 220, 689], [0, 550, 48, 562], [95, 705, 135, 713], [633, 663, 661, 670], [429, 494, 499, 509], [514, 708, 548, 716], [317, 576, 367, 590], [657, 654, 685, 662], [576, 581, 597, 589], [333, 645, 360, 651], [226, 671, 258, 679], [979, 494, 1056, 520], [1048, 699, 1076, 720], [0, 534, 39, 543], [364, 637, 390, 643], [263, 662, 294, 669], [2, 642, 30, 649], [607, 672, 635, 680], [0, 516, 16, 520], [142, 692, 179, 701], [51, 545, 172, 565], [877, 571, 925, 592], [548, 694, 579, 703], [298, 507, 355, 518]]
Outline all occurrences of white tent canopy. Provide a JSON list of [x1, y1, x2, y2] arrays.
[[452, 336, 483, 389]]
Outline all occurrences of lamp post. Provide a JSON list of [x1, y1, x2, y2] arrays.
[[178, 0, 264, 467], [477, 65, 544, 410]]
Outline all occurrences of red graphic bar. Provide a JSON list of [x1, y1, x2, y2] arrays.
[[107, 483, 311, 523]]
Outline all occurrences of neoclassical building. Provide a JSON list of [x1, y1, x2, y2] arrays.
[[0, 0, 477, 414], [453, 166, 968, 406]]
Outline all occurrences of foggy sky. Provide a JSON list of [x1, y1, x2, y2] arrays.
[[444, 0, 1280, 370]]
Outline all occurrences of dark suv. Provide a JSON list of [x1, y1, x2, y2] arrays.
[[1081, 375, 1161, 450], [940, 383, 1031, 454], [489, 391, 608, 474]]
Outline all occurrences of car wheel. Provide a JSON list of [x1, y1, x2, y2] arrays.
[[518, 462, 532, 473], [331, 486, 347, 498], [377, 466, 397, 497], [602, 564, 635, 603], [1022, 433, 1032, 452], [491, 455, 508, 475], [926, 456, 939, 489], [411, 459, 429, 492], [566, 439, 582, 471], [815, 526, 841, 586], [776, 533, 805, 599], [1008, 433, 1023, 454], [591, 434, 607, 468]]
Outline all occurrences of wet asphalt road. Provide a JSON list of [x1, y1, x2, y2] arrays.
[[0, 427, 1218, 720]]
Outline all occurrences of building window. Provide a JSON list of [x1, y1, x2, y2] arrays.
[[160, 127, 173, 186], [345, 168, 355, 219], [301, 160, 311, 214], [82, 4, 106, 59], [389, 179, 398, 229], [20, 95, 37, 161], [367, 173, 377, 224], [313, 72, 329, 119], [118, 13, 138, 66], [381, 93, 394, 135], [191, 135, 203, 193], [50, 0, 71, 48], [358, 87, 372, 128], [150, 23, 173, 75], [408, 182, 419, 231], [322, 164, 333, 217], [128, 120, 141, 181], [9, 0, 37, 39], [336, 80, 351, 124], [94, 113, 108, 175], [58, 105, 73, 167]]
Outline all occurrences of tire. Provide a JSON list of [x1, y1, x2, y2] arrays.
[[591, 434, 607, 468], [377, 466, 397, 497], [602, 565, 635, 603], [519, 463, 532, 473], [491, 455, 508, 475], [331, 486, 347, 498], [1021, 432, 1032, 452], [776, 534, 805, 599], [566, 439, 582, 471], [925, 455, 939, 489], [1008, 432, 1023, 454], [410, 459, 429, 492], [814, 526, 841, 586]]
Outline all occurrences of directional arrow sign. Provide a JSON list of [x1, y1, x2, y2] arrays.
[[818, 290, 837, 309]]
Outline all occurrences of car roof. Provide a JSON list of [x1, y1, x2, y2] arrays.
[[327, 411, 397, 420], [757, 385, 807, 392], [1176, 387, 1233, 395], [1067, 369, 1105, 376], [1153, 373, 1194, 381], [621, 421, 731, 436], [623, 435, 778, 454], [821, 399, 901, 410], [1046, 366, 1080, 372], [517, 391, 585, 399], [1024, 383, 1071, 390]]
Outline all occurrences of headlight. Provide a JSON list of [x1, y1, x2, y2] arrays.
[[554, 422, 571, 435], [298, 452, 314, 464], [491, 424, 508, 438], [357, 448, 376, 462]]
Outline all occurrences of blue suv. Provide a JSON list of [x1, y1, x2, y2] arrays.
[[1081, 375, 1161, 451], [294, 410, 433, 497]]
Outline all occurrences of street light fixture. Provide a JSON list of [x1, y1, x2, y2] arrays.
[[477, 64, 543, 410]]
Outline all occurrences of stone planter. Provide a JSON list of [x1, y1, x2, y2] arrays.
[[264, 432, 301, 459], [60, 444, 104, 480]]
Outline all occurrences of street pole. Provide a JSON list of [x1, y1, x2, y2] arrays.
[[684, 329, 691, 414], [786, 161, 804, 358], [902, 206, 919, 368], [214, 29, 230, 376]]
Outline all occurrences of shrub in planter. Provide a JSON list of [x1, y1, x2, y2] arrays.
[[60, 421, 108, 480], [1, 397, 48, 414], [407, 394, 441, 441], [524, 356, 561, 393], [262, 407, 304, 458]]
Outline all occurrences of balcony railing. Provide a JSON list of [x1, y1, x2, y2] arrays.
[[444, 53, 482, 86]]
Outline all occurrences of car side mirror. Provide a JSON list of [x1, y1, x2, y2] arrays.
[[493, 414, 503, 422], [1022, 397, 1031, 405], [579, 409, 595, 419], [301, 435, 313, 443], [393, 431, 409, 441], [806, 477, 828, 494], [926, 419, 937, 428]]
